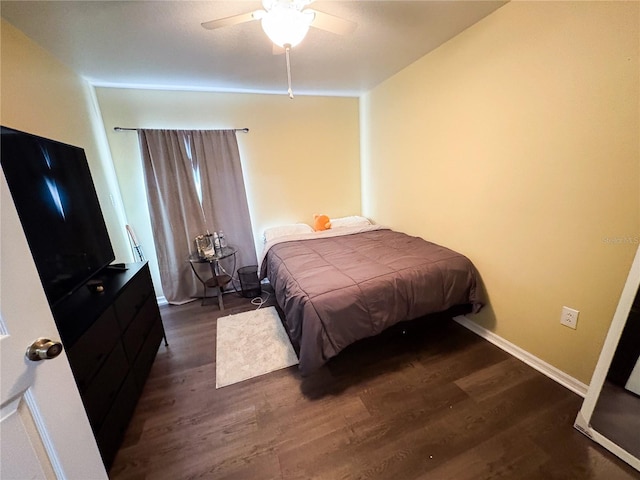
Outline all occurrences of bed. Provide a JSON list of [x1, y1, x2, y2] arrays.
[[259, 222, 483, 375]]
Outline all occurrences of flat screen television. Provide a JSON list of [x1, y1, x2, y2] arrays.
[[1, 126, 115, 307]]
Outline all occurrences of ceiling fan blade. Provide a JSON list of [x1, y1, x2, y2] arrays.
[[201, 10, 263, 30], [308, 9, 357, 36]]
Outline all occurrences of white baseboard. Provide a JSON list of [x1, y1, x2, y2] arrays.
[[453, 315, 588, 397]]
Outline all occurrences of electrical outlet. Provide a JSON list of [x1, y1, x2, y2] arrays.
[[560, 306, 579, 329]]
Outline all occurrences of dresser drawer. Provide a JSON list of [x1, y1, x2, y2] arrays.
[[122, 295, 159, 362], [66, 307, 121, 391], [82, 341, 130, 428], [133, 319, 163, 390], [114, 269, 152, 331], [95, 372, 139, 469]]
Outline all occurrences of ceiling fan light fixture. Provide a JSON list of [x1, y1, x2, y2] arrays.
[[261, 6, 314, 48]]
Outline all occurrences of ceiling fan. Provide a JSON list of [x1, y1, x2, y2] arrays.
[[201, 0, 357, 98]]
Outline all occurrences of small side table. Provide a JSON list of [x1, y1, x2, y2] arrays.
[[188, 246, 237, 310]]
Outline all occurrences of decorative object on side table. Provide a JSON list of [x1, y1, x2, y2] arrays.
[[194, 233, 215, 258]]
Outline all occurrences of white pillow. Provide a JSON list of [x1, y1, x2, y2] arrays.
[[330, 216, 372, 228], [263, 223, 314, 243]]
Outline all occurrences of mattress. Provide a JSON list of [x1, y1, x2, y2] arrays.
[[260, 226, 483, 374]]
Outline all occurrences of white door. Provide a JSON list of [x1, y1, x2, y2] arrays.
[[0, 173, 107, 479]]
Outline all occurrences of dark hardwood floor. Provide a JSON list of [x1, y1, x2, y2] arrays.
[[109, 290, 640, 479]]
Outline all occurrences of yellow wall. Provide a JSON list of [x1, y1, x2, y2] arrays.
[[0, 19, 130, 262], [361, 1, 640, 384], [94, 87, 360, 296]]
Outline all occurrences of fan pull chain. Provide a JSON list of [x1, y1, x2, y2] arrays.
[[285, 44, 294, 99]]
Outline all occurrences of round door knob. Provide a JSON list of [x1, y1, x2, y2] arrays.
[[26, 338, 63, 361]]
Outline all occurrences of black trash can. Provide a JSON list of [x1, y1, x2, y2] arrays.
[[238, 265, 261, 298]]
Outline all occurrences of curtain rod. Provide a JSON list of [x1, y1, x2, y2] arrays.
[[113, 127, 249, 133]]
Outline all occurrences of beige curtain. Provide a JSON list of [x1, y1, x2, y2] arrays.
[[138, 129, 257, 304]]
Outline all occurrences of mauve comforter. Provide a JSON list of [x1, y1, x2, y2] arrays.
[[260, 227, 483, 374]]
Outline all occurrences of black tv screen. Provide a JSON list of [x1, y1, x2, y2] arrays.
[[1, 126, 115, 307]]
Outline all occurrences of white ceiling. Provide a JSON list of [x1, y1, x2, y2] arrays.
[[1, 1, 506, 97]]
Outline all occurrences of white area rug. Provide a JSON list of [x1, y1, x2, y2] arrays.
[[216, 306, 298, 388]]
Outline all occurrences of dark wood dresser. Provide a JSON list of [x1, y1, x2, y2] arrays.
[[52, 262, 166, 468]]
